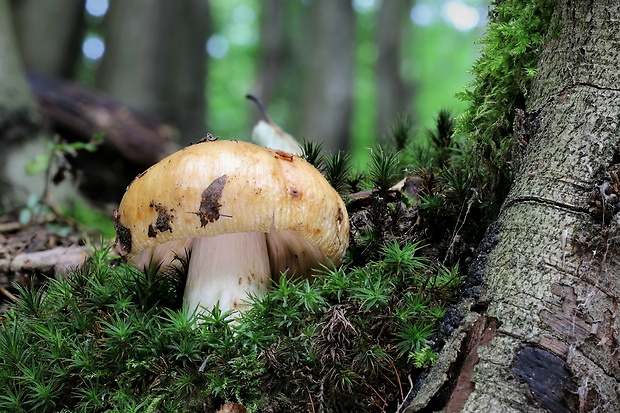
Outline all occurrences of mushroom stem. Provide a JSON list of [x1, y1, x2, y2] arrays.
[[134, 238, 193, 272], [184, 232, 271, 316]]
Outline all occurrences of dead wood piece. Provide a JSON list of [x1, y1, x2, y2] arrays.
[[0, 245, 88, 277], [398, 309, 480, 413], [347, 176, 423, 211], [27, 71, 178, 166], [27, 72, 181, 203], [0, 284, 16, 301], [0, 222, 22, 233]]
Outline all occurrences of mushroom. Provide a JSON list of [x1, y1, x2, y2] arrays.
[[114, 139, 349, 317], [247, 94, 302, 154]]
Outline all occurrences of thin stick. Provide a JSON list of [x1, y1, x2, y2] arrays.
[[388, 356, 404, 401], [0, 285, 16, 302], [306, 386, 315, 413], [366, 382, 387, 407], [246, 94, 273, 125]]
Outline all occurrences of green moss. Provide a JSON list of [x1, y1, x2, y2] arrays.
[[0, 232, 460, 412], [457, 0, 555, 214]]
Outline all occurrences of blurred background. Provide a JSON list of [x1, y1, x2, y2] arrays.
[[3, 0, 489, 211], [11, 0, 488, 158]]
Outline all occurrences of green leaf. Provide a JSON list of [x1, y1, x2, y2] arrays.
[[25, 154, 51, 175]]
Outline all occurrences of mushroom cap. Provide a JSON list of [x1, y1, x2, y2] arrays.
[[114, 139, 349, 277]]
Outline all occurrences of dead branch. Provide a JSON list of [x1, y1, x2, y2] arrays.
[[0, 245, 88, 279]]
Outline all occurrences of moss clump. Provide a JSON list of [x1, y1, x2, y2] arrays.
[[457, 0, 555, 215], [0, 245, 263, 412], [0, 231, 461, 413]]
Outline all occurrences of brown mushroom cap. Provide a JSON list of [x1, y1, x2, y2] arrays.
[[114, 140, 349, 311]]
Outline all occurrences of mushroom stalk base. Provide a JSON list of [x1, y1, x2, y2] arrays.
[[184, 232, 270, 317]]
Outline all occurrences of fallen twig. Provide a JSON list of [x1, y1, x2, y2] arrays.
[[0, 245, 88, 277], [0, 284, 16, 301]]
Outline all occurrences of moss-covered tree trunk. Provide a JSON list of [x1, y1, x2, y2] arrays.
[[406, 1, 620, 411]]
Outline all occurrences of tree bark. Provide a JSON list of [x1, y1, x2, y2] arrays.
[[10, 0, 85, 78], [97, 0, 210, 145], [407, 1, 620, 411], [299, 0, 355, 151]]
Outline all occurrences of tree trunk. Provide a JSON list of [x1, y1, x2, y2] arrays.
[[407, 1, 620, 411], [252, 0, 304, 131], [10, 0, 85, 78], [300, 0, 355, 151], [97, 0, 210, 145], [0, 0, 50, 209], [374, 0, 413, 137]]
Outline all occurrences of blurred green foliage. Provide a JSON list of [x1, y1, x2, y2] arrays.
[[208, 0, 487, 166], [208, 0, 260, 141], [411, 21, 483, 136], [78, 0, 487, 167]]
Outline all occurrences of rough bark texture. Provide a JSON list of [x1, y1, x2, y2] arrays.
[[300, 0, 354, 151], [461, 1, 620, 411], [98, 0, 210, 145], [10, 0, 85, 78]]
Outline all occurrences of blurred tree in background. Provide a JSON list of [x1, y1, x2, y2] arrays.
[[97, 0, 211, 145], [11, 0, 85, 78]]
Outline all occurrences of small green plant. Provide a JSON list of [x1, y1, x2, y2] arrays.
[[368, 146, 401, 192], [25, 133, 104, 179], [17, 133, 115, 238], [323, 151, 353, 196], [410, 347, 439, 369], [424, 108, 458, 171], [388, 113, 414, 151], [18, 193, 53, 226], [300, 139, 324, 170]]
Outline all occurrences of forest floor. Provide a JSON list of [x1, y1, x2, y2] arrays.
[[0, 213, 89, 313]]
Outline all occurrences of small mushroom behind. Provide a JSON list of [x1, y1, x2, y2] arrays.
[[114, 139, 349, 317], [247, 94, 302, 154]]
